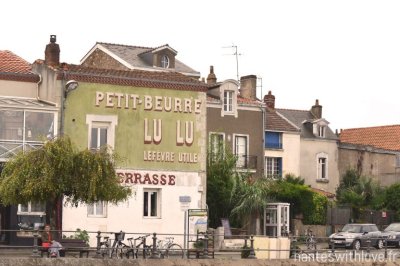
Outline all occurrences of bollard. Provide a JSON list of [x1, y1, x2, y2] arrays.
[[150, 233, 159, 259], [202, 232, 209, 259], [94, 231, 102, 258], [248, 235, 256, 259], [330, 239, 335, 255], [384, 238, 388, 259], [32, 231, 40, 257], [366, 237, 371, 258], [143, 235, 147, 259]]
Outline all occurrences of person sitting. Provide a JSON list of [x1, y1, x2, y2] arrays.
[[41, 224, 63, 257]]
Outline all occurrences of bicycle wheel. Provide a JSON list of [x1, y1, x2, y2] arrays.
[[114, 243, 130, 259], [165, 244, 184, 258], [99, 243, 109, 258]]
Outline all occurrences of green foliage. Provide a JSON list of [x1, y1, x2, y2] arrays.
[[268, 176, 328, 225], [336, 169, 382, 216], [206, 142, 238, 228], [0, 136, 131, 206], [383, 183, 400, 218], [63, 228, 89, 244], [284, 173, 305, 185], [230, 176, 272, 223]]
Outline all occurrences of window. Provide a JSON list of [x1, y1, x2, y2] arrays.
[[265, 132, 282, 149], [223, 90, 234, 112], [86, 115, 118, 150], [18, 202, 45, 214], [161, 55, 169, 68], [266, 157, 282, 178], [318, 125, 325, 138], [234, 135, 248, 168], [90, 125, 108, 150], [317, 153, 328, 180], [88, 201, 107, 217], [143, 189, 161, 218], [209, 133, 224, 161]]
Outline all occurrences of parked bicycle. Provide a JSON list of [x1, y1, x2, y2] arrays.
[[157, 237, 184, 258], [305, 228, 317, 250], [99, 231, 130, 259], [129, 234, 151, 259]]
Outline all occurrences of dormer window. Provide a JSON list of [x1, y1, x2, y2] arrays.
[[161, 55, 169, 68], [223, 90, 233, 112], [311, 119, 329, 138]]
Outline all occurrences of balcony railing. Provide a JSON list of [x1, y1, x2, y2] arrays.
[[235, 155, 257, 170], [0, 140, 44, 160]]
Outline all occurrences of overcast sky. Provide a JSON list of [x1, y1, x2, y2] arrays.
[[2, 0, 400, 131]]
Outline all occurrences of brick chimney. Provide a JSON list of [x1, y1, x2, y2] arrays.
[[240, 75, 257, 100], [311, 99, 322, 119], [264, 91, 275, 109], [206, 65, 217, 85], [45, 35, 60, 67]]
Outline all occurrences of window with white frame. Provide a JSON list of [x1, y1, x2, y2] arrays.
[[318, 125, 326, 138], [223, 90, 234, 112], [18, 202, 46, 214], [317, 153, 328, 180], [87, 201, 107, 217], [86, 115, 118, 150], [234, 135, 248, 168], [143, 189, 161, 218], [266, 157, 282, 178], [161, 55, 169, 68]]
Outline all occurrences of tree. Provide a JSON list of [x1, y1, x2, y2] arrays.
[[230, 176, 272, 234], [206, 142, 238, 228], [0, 136, 131, 228], [336, 169, 383, 219]]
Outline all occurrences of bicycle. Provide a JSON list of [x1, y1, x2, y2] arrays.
[[305, 229, 317, 250], [99, 235, 111, 258], [157, 237, 184, 258], [99, 231, 130, 259], [127, 234, 151, 259]]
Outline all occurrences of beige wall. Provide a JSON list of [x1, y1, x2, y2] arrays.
[[300, 139, 339, 194], [338, 146, 400, 187], [0, 80, 36, 98], [264, 132, 301, 177]]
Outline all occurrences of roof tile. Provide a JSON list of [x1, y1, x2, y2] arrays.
[[340, 125, 400, 151]]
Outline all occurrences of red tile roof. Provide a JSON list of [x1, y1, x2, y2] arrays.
[[34, 60, 207, 92], [265, 107, 299, 132], [0, 51, 39, 82], [339, 125, 400, 151]]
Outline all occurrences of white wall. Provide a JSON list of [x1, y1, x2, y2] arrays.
[[62, 170, 202, 247], [300, 138, 339, 194], [264, 132, 301, 177]]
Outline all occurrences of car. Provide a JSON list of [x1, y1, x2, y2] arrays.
[[381, 223, 400, 247], [328, 223, 384, 250]]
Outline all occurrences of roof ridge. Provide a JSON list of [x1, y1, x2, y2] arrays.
[[97, 42, 154, 50], [342, 124, 400, 131], [276, 107, 310, 112]]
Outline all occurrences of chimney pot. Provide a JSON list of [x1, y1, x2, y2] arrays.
[[45, 35, 60, 67], [264, 90, 275, 109], [311, 99, 322, 119], [206, 65, 217, 85]]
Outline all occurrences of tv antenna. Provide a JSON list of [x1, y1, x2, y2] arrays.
[[223, 44, 242, 82]]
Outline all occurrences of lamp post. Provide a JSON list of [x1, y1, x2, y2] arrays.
[[60, 79, 78, 135]]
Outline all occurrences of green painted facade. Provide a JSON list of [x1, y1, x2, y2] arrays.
[[64, 83, 206, 171]]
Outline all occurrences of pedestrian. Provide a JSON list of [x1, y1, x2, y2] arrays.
[[41, 224, 63, 257]]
